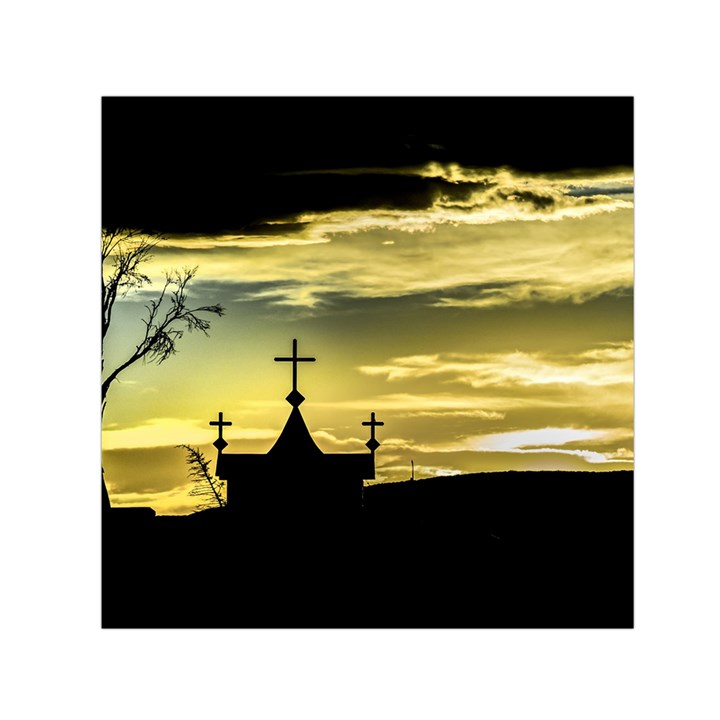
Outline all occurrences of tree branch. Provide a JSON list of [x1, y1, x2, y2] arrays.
[[101, 229, 225, 409], [177, 444, 226, 510]]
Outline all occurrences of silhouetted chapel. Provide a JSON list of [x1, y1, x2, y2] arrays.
[[210, 339, 382, 521]]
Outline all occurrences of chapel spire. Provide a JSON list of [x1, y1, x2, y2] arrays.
[[274, 338, 316, 407]]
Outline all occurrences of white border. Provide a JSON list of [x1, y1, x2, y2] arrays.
[[4, 3, 719, 719]]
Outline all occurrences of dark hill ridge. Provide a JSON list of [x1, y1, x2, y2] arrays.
[[103, 470, 633, 629], [365, 469, 632, 535]]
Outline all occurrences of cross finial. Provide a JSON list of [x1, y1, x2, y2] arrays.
[[362, 411, 384, 452], [274, 338, 316, 407], [209, 411, 232, 451]]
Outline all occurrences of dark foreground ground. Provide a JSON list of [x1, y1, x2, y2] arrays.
[[102, 471, 633, 629]]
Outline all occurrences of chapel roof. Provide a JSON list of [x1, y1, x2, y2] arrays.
[[211, 339, 381, 483]]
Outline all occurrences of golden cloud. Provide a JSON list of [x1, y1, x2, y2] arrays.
[[359, 343, 634, 389], [127, 167, 632, 310]]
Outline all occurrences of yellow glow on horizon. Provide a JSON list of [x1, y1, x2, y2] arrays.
[[102, 417, 281, 450], [468, 427, 606, 451]]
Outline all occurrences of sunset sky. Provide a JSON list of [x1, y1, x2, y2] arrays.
[[102, 97, 633, 515]]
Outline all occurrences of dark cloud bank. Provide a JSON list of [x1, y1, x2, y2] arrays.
[[103, 97, 633, 233]]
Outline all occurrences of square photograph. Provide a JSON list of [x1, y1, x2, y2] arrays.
[[101, 97, 633, 628]]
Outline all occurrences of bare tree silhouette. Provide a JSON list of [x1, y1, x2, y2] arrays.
[[101, 228, 225, 507], [178, 444, 227, 510]]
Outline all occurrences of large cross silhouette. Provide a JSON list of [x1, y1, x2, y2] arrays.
[[275, 338, 316, 406], [362, 411, 384, 452], [210, 411, 232, 451]]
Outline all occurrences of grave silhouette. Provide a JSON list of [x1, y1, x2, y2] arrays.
[[210, 339, 382, 524], [213, 339, 375, 524]]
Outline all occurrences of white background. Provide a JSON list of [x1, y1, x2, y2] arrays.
[[1, 2, 718, 718]]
